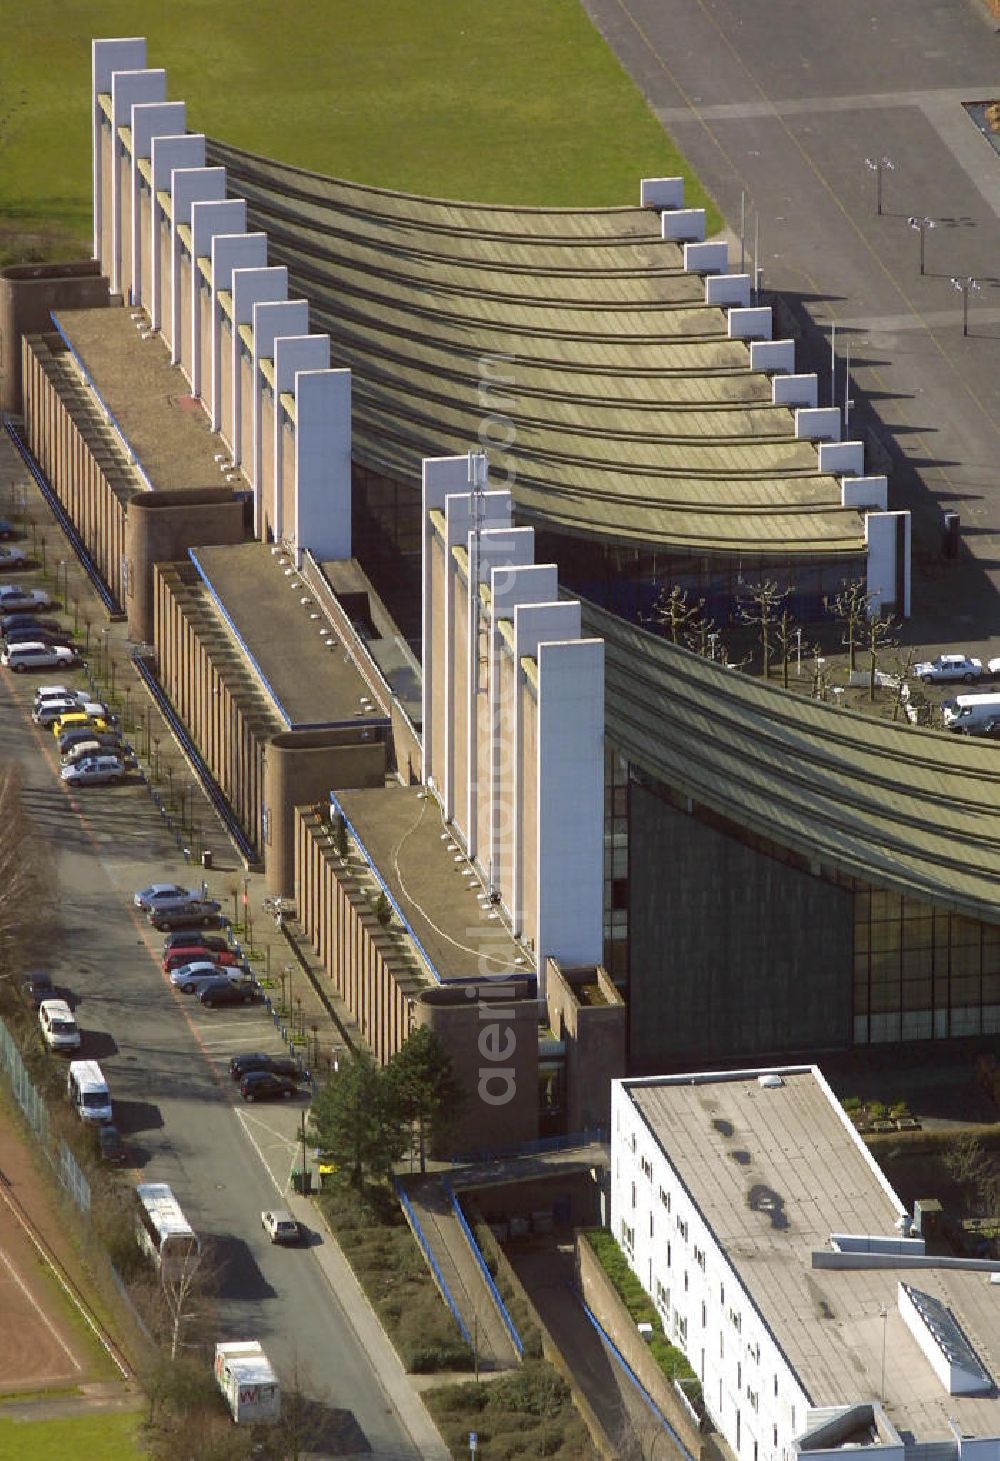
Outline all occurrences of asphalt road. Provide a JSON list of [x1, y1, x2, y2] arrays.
[[585, 0, 1000, 660], [0, 668, 424, 1459]]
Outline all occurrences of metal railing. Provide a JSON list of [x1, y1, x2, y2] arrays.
[[395, 1182, 472, 1347], [580, 1296, 696, 1461], [444, 1183, 523, 1359], [450, 1127, 609, 1167]]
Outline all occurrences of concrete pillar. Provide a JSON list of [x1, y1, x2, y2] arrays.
[[149, 133, 205, 332], [707, 273, 751, 307], [772, 374, 818, 408], [92, 37, 146, 268], [170, 166, 226, 362], [109, 69, 166, 298], [866, 510, 911, 618], [294, 368, 351, 562], [685, 241, 728, 275], [661, 209, 705, 243], [189, 197, 246, 399], [231, 265, 287, 468], [421, 455, 473, 791], [818, 440, 864, 477], [210, 232, 267, 437], [251, 298, 309, 527], [795, 407, 841, 443], [272, 334, 329, 544], [640, 177, 684, 209], [750, 339, 796, 374], [129, 100, 186, 309]]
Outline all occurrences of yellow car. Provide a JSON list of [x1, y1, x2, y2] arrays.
[[52, 712, 109, 738]]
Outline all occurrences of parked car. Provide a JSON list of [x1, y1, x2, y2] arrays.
[[0, 586, 50, 611], [163, 945, 243, 973], [51, 712, 110, 738], [169, 961, 248, 994], [134, 883, 199, 912], [5, 615, 62, 635], [33, 697, 103, 727], [229, 1052, 310, 1084], [38, 998, 81, 1052], [261, 1209, 304, 1245], [58, 726, 122, 757], [201, 978, 259, 1009], [34, 684, 88, 707], [0, 546, 28, 570], [60, 754, 126, 786], [2, 641, 76, 672], [95, 1123, 127, 1165], [3, 626, 67, 649], [151, 900, 223, 931], [913, 653, 983, 684], [0, 520, 16, 540], [239, 1070, 297, 1101], [162, 930, 235, 956], [22, 971, 55, 1009], [61, 738, 105, 767]]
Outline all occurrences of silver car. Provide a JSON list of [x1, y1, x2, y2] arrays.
[[59, 754, 125, 786]]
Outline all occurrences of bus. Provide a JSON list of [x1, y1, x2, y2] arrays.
[[134, 1183, 200, 1279]]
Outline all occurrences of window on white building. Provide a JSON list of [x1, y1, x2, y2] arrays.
[[659, 1187, 671, 1212], [701, 1301, 707, 1329], [656, 1279, 670, 1315], [641, 1156, 653, 1180], [649, 1211, 654, 1238], [631, 1181, 637, 1209], [676, 1216, 688, 1240], [621, 1220, 635, 1256], [674, 1312, 687, 1344]]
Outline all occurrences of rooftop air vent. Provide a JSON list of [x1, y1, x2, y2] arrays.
[[758, 1074, 784, 1090]]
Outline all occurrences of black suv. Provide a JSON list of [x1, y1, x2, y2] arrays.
[[240, 1071, 298, 1102], [229, 1053, 310, 1083], [150, 900, 223, 931], [199, 977, 258, 1008]]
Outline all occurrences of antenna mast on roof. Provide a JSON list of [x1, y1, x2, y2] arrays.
[[468, 448, 488, 694]]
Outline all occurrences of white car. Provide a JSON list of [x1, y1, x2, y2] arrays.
[[261, 1209, 303, 1245], [60, 754, 125, 786], [0, 586, 50, 611], [38, 999, 81, 1052], [912, 653, 983, 685], [62, 738, 105, 767], [34, 685, 88, 707], [2, 642, 75, 672], [169, 960, 246, 994], [0, 546, 28, 569], [33, 697, 104, 726], [133, 883, 198, 911]]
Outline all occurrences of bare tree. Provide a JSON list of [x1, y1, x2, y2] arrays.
[[866, 613, 899, 701], [133, 1244, 216, 1362], [683, 609, 724, 663], [773, 607, 801, 690], [738, 580, 789, 679], [647, 585, 704, 645], [942, 1132, 1000, 1218], [825, 579, 871, 673], [0, 765, 47, 964], [883, 645, 918, 723]]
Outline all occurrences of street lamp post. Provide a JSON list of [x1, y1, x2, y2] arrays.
[[58, 559, 68, 605], [907, 215, 935, 275], [950, 275, 981, 337], [864, 156, 894, 216]]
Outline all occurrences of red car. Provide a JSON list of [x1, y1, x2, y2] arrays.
[[162, 945, 243, 974]]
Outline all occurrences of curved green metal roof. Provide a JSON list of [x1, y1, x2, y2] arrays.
[[585, 599, 1000, 921], [206, 139, 865, 559]]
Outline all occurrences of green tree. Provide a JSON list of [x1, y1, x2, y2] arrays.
[[309, 1050, 405, 1188], [388, 1027, 466, 1172]]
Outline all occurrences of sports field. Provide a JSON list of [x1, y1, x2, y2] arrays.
[[1, 0, 718, 264], [0, 1409, 144, 1461]]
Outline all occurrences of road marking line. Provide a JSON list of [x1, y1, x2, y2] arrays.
[[0, 1244, 83, 1371]]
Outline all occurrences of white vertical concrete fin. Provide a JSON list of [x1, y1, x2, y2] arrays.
[[130, 100, 186, 309], [866, 510, 911, 619], [209, 232, 267, 434], [640, 177, 684, 209], [169, 167, 227, 361], [421, 455, 479, 789], [251, 299, 309, 520], [149, 133, 205, 332], [189, 198, 247, 399], [442, 490, 511, 831], [230, 266, 288, 467], [92, 37, 146, 264], [490, 564, 561, 933], [464, 525, 536, 859], [271, 334, 330, 544], [294, 369, 351, 563], [109, 68, 166, 297]]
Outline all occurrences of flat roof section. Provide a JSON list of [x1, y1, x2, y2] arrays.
[[190, 544, 381, 729], [626, 1069, 1000, 1441], [53, 310, 227, 495], [336, 785, 528, 982]]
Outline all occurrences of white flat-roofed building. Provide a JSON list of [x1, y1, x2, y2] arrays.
[[611, 1066, 1000, 1461]]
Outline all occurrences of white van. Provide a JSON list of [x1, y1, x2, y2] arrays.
[[67, 1060, 112, 1123], [38, 999, 81, 1052], [943, 693, 1000, 735]]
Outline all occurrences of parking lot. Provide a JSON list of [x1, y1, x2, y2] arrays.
[[0, 438, 430, 1457]]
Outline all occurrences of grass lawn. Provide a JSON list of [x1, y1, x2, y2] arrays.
[[2, 0, 719, 264], [0, 1409, 145, 1461]]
